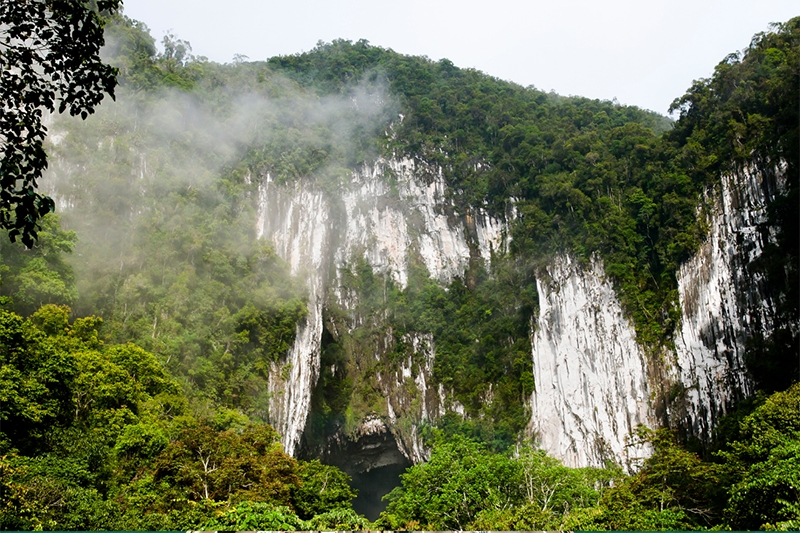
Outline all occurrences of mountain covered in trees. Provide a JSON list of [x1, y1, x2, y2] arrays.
[[1, 12, 798, 530]]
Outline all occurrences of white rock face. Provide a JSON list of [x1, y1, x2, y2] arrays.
[[257, 174, 329, 456], [529, 255, 653, 469], [473, 207, 507, 260], [673, 164, 781, 439], [383, 332, 439, 463], [257, 158, 506, 455], [337, 158, 502, 288], [405, 171, 472, 285], [258, 155, 783, 467], [336, 164, 410, 288]]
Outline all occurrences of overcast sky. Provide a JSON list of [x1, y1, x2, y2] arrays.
[[121, 1, 797, 115]]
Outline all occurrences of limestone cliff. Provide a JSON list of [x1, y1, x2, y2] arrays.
[[257, 155, 785, 469]]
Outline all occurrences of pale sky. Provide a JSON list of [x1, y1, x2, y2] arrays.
[[121, 1, 797, 115]]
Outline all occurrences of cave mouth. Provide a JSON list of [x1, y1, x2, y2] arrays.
[[350, 459, 411, 521], [299, 417, 414, 522]]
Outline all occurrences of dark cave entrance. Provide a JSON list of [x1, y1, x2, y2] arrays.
[[350, 459, 411, 520], [299, 415, 413, 521]]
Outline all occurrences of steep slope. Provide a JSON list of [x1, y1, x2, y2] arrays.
[[31, 16, 798, 473], [259, 21, 797, 467], [256, 151, 787, 470], [257, 157, 507, 457], [528, 254, 653, 468], [672, 161, 786, 437]]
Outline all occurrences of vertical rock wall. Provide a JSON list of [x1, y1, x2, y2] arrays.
[[257, 174, 330, 456], [258, 156, 783, 468], [529, 255, 653, 468], [672, 163, 783, 440], [257, 157, 504, 456], [526, 162, 785, 467]]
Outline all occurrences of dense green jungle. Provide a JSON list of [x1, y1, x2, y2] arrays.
[[1, 10, 799, 530]]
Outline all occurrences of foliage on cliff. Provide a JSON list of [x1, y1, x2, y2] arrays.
[[268, 18, 799, 363], [305, 257, 535, 449], [668, 18, 800, 391], [268, 38, 692, 352], [266, 18, 799, 448], [39, 15, 312, 421]]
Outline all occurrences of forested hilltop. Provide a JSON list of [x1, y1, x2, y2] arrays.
[[1, 12, 798, 530]]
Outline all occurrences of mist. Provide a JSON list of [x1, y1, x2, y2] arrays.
[[44, 58, 394, 277], [40, 39, 396, 423]]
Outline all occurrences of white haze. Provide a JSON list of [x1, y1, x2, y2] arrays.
[[47, 75, 393, 192], [42, 67, 395, 305]]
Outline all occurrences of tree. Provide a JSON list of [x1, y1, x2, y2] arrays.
[[291, 460, 357, 519], [515, 445, 607, 515], [575, 427, 723, 531], [0, 0, 120, 246], [0, 214, 78, 316], [380, 434, 521, 530], [0, 308, 77, 455], [199, 502, 306, 531], [721, 384, 800, 529], [153, 422, 300, 506]]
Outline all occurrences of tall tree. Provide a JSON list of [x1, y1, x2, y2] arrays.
[[0, 0, 120, 246]]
